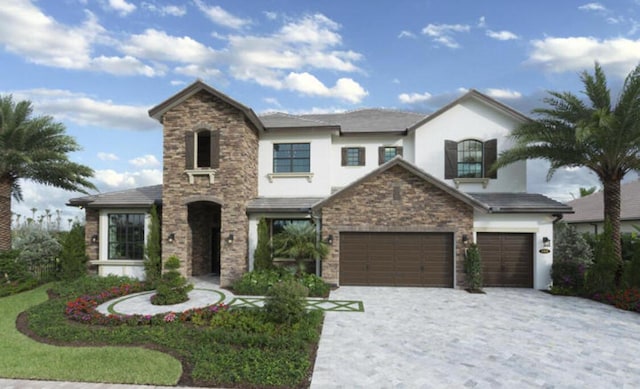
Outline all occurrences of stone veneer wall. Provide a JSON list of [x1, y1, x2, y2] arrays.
[[84, 208, 99, 274], [161, 90, 258, 286], [319, 165, 474, 287]]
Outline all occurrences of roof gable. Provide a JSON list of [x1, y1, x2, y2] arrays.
[[312, 156, 489, 212], [148, 80, 264, 131], [408, 89, 531, 132]]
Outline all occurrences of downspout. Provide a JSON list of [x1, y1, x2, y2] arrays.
[[552, 213, 564, 224]]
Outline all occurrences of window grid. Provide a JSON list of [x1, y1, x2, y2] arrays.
[[383, 147, 398, 163], [273, 143, 310, 173], [345, 147, 362, 166], [457, 140, 483, 178], [108, 213, 145, 260]]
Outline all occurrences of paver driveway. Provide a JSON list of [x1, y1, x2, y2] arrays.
[[311, 287, 640, 388]]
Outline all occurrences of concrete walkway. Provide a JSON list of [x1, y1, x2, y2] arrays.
[[311, 287, 640, 388]]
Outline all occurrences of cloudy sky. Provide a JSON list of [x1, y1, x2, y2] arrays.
[[2, 0, 640, 227]]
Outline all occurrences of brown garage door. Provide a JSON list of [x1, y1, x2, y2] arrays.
[[340, 232, 453, 287], [476, 233, 533, 287]]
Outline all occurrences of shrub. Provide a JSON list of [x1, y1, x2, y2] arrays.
[[0, 250, 38, 296], [13, 225, 61, 281], [585, 222, 618, 294], [594, 287, 640, 313], [264, 279, 308, 324], [233, 269, 330, 297], [463, 243, 483, 291], [58, 223, 88, 280], [623, 237, 640, 288], [143, 205, 162, 287], [551, 261, 587, 295], [553, 222, 593, 264], [298, 272, 331, 297], [151, 255, 194, 305], [253, 218, 272, 270]]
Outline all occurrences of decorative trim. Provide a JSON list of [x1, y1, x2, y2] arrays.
[[267, 172, 314, 183], [185, 169, 216, 184], [453, 177, 490, 189], [90, 260, 145, 266]]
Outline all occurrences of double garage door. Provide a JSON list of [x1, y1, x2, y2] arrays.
[[340, 231, 533, 288], [340, 232, 454, 287]]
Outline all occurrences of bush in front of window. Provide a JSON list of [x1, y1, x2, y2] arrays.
[[151, 255, 194, 305], [253, 218, 273, 271]]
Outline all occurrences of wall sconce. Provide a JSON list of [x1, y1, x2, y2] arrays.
[[542, 237, 551, 248], [167, 233, 175, 243], [226, 233, 234, 244], [326, 234, 334, 245], [90, 234, 98, 244], [462, 234, 469, 246]]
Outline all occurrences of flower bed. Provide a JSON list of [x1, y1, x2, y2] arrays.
[[593, 287, 640, 313], [64, 282, 227, 326]]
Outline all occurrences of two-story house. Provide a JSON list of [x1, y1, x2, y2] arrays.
[[69, 80, 571, 289]]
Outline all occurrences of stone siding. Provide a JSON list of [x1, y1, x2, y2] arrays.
[[320, 165, 474, 287], [161, 90, 258, 286], [84, 208, 99, 274]]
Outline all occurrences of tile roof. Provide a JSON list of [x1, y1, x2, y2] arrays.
[[259, 108, 425, 134], [67, 185, 162, 208], [468, 192, 573, 213], [247, 197, 326, 213], [564, 180, 640, 223]]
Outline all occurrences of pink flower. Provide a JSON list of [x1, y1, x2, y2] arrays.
[[164, 312, 176, 322]]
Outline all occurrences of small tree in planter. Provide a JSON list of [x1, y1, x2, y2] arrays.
[[151, 255, 194, 305], [464, 243, 483, 292], [272, 223, 329, 276]]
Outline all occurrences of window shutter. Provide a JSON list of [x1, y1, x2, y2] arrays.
[[185, 132, 194, 169], [444, 140, 457, 179], [341, 147, 348, 166], [210, 130, 220, 168], [378, 147, 385, 165], [396, 146, 403, 157], [483, 138, 497, 179], [358, 147, 366, 166]]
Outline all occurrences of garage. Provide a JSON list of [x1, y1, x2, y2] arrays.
[[339, 232, 453, 287], [476, 232, 533, 287]]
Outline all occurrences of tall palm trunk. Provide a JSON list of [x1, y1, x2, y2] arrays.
[[0, 174, 13, 251], [602, 178, 622, 264]]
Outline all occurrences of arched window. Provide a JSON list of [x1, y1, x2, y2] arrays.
[[457, 139, 483, 178]]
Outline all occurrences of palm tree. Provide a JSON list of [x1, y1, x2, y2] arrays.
[[493, 62, 640, 264], [272, 223, 329, 275], [0, 95, 96, 251]]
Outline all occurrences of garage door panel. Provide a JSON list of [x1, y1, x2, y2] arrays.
[[340, 232, 453, 287], [477, 233, 533, 288]]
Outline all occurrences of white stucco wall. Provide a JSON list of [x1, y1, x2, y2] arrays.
[[473, 212, 556, 289], [413, 98, 527, 193], [258, 130, 334, 197]]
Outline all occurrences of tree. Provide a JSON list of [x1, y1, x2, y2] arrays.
[[143, 205, 162, 287], [272, 223, 329, 275], [492, 62, 640, 265], [579, 186, 598, 198], [253, 217, 272, 270], [0, 95, 96, 251], [59, 222, 88, 280]]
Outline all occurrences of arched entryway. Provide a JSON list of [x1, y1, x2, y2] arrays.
[[186, 200, 221, 276]]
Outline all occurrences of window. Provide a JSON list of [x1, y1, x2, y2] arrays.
[[108, 213, 145, 260], [457, 140, 483, 178], [444, 138, 497, 179], [378, 146, 403, 165], [273, 143, 310, 173], [341, 147, 365, 166], [185, 130, 220, 169], [270, 219, 312, 236]]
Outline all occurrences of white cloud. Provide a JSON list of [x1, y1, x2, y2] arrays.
[[10, 88, 159, 131], [170, 80, 186, 86], [12, 182, 87, 229], [108, 0, 136, 16], [578, 3, 607, 12], [477, 16, 486, 28], [129, 154, 160, 168], [421, 23, 470, 48], [484, 88, 522, 99], [194, 0, 250, 29], [142, 3, 186, 16], [486, 30, 519, 41], [91, 55, 161, 76], [94, 168, 162, 189], [97, 152, 119, 161], [398, 30, 416, 39], [174, 64, 222, 79], [283, 72, 368, 103], [263, 97, 281, 107], [528, 36, 640, 77], [264, 11, 278, 20], [398, 91, 432, 104], [121, 29, 217, 64]]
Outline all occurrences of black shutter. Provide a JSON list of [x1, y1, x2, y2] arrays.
[[341, 147, 348, 166], [210, 130, 220, 168], [378, 147, 385, 165], [185, 132, 194, 169], [444, 140, 457, 179], [484, 138, 497, 179], [358, 147, 366, 166], [395, 146, 403, 158]]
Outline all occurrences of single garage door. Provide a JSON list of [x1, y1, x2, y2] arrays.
[[476, 233, 533, 287], [340, 232, 453, 287]]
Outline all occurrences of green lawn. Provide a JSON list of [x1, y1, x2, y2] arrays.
[[0, 285, 182, 385]]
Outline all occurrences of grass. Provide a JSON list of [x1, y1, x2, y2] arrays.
[[18, 276, 323, 388], [0, 284, 182, 385]]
